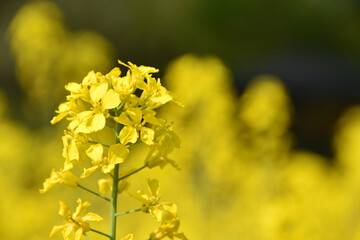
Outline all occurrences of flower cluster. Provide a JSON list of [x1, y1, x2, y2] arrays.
[[40, 60, 186, 240]]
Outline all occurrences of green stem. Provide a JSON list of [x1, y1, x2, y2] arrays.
[[106, 124, 119, 138], [115, 207, 142, 217], [90, 228, 111, 238], [88, 140, 110, 148], [77, 184, 110, 202], [106, 124, 116, 130], [118, 164, 147, 181]]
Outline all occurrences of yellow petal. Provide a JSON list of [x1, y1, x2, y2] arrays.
[[114, 115, 131, 126], [75, 228, 83, 240], [115, 108, 142, 125], [59, 201, 72, 218], [150, 91, 172, 106], [50, 112, 68, 124], [160, 208, 178, 223], [147, 178, 160, 197], [63, 158, 73, 171], [51, 102, 70, 124], [102, 89, 120, 109], [138, 65, 159, 75], [61, 171, 78, 188], [49, 225, 66, 237], [62, 225, 73, 240], [143, 115, 161, 125], [108, 144, 129, 164], [77, 110, 94, 121], [82, 212, 103, 222], [39, 178, 57, 193], [39, 169, 59, 193], [98, 178, 112, 194], [162, 203, 177, 217], [65, 82, 82, 93], [119, 126, 138, 145], [90, 83, 108, 103], [129, 190, 149, 204], [140, 127, 155, 145], [74, 198, 91, 217], [118, 181, 129, 194], [68, 119, 80, 132], [86, 144, 103, 162], [127, 108, 142, 123], [68, 139, 79, 161], [135, 75, 148, 90], [82, 70, 96, 86], [150, 207, 163, 223], [81, 166, 99, 178], [102, 163, 115, 174], [108, 67, 121, 77], [87, 113, 106, 132]]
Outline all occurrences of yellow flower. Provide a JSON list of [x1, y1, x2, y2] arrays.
[[118, 60, 159, 90], [61, 131, 90, 169], [114, 107, 155, 145], [140, 76, 173, 109], [81, 143, 129, 178], [112, 71, 136, 101], [129, 178, 177, 222], [129, 178, 160, 208], [51, 69, 121, 134], [149, 218, 187, 240], [144, 125, 180, 169], [145, 147, 179, 170], [50, 199, 103, 240], [117, 60, 172, 109], [70, 83, 120, 133], [39, 168, 78, 193], [50, 95, 88, 125]]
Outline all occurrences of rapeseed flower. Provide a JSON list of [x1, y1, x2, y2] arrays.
[[50, 199, 102, 240], [81, 143, 129, 177], [39, 168, 78, 193]]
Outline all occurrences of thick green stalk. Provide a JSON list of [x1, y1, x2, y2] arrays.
[[110, 164, 119, 240], [110, 120, 122, 240]]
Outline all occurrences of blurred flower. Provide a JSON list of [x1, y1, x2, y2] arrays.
[[7, 0, 114, 117], [149, 217, 187, 240]]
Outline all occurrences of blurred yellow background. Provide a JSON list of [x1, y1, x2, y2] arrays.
[[1, 1, 360, 239]]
